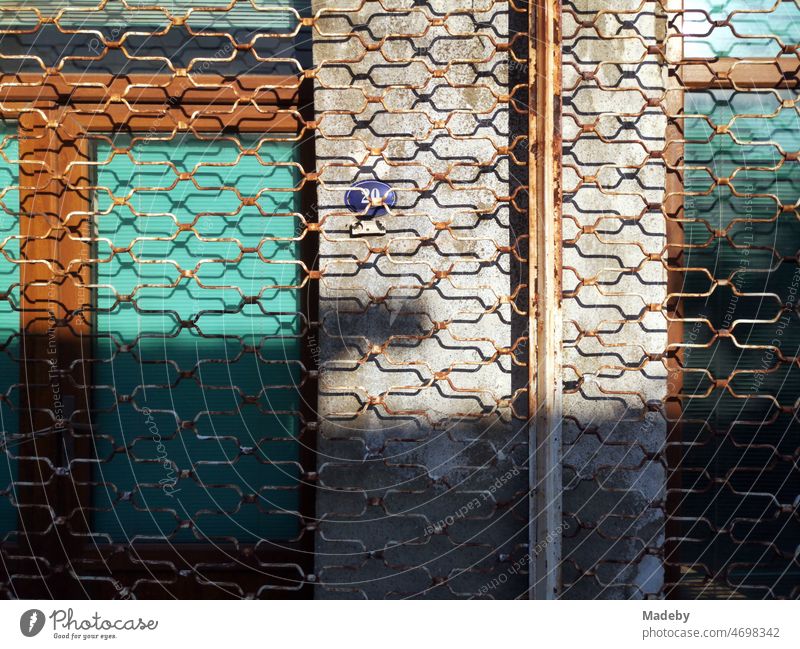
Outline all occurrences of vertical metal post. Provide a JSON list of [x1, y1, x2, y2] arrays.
[[529, 0, 563, 600]]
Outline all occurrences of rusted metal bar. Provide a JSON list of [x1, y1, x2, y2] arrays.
[[529, 0, 563, 601]]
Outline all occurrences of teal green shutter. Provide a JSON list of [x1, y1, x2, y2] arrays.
[[684, 1, 800, 58], [2, 1, 298, 29], [0, 123, 18, 536], [92, 134, 302, 542], [682, 90, 800, 592]]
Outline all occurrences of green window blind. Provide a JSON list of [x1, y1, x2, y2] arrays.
[[91, 134, 302, 543], [682, 90, 800, 596], [0, 1, 299, 29], [684, 0, 800, 59], [0, 123, 18, 536], [0, 1, 309, 78]]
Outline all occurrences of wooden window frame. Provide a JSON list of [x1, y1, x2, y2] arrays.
[[680, 57, 800, 89], [1, 71, 318, 599]]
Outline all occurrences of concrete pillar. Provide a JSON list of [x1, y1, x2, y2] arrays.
[[312, 0, 530, 598], [560, 0, 668, 598]]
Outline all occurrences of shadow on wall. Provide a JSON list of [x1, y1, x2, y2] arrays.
[[315, 301, 532, 599]]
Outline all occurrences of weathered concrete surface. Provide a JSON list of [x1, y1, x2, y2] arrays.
[[311, 0, 529, 598], [560, 0, 668, 598], [310, 0, 670, 599]]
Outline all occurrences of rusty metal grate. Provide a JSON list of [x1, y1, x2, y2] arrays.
[[562, 0, 799, 599], [4, 0, 792, 602], [0, 0, 544, 599]]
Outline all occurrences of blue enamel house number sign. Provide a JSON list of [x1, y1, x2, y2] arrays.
[[345, 180, 397, 217]]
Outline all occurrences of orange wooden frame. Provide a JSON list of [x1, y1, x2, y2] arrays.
[[1, 70, 316, 598]]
